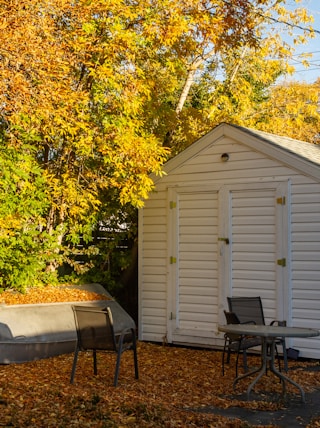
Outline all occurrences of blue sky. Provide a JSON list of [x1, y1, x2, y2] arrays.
[[284, 0, 320, 83]]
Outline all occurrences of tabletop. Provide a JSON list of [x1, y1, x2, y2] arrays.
[[218, 324, 320, 338]]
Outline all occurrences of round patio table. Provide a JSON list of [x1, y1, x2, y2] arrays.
[[218, 324, 319, 402]]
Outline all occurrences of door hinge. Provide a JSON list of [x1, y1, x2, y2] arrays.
[[170, 256, 176, 264], [276, 197, 286, 205], [169, 201, 176, 209], [277, 258, 286, 267]]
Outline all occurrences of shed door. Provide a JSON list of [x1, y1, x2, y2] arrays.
[[168, 187, 219, 345], [219, 182, 289, 324], [168, 182, 289, 345]]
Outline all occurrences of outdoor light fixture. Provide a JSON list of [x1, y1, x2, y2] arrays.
[[221, 153, 229, 162]]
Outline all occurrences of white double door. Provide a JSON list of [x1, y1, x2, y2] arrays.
[[168, 182, 288, 344]]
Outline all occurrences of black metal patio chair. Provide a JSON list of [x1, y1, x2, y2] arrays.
[[222, 310, 262, 376], [227, 296, 288, 372], [70, 306, 139, 386]]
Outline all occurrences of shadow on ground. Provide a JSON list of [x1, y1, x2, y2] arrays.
[[192, 388, 320, 427]]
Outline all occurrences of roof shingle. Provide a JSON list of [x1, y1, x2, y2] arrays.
[[232, 124, 320, 167]]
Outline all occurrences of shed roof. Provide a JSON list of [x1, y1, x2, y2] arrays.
[[232, 124, 320, 167], [156, 123, 320, 182]]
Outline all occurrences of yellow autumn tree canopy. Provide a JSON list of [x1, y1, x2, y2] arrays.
[[0, 0, 316, 288]]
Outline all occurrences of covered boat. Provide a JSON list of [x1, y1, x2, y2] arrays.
[[0, 284, 136, 364]]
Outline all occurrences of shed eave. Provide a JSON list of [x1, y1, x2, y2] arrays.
[[150, 123, 320, 184]]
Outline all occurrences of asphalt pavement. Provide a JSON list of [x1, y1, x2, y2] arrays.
[[196, 388, 320, 427]]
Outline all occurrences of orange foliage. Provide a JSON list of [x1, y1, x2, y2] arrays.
[[0, 286, 109, 305], [0, 340, 319, 427]]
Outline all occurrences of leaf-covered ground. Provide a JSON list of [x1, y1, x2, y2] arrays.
[[0, 286, 320, 427]]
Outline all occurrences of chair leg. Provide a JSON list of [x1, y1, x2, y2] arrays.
[[70, 348, 79, 384], [268, 342, 283, 378], [114, 339, 124, 387], [274, 344, 281, 372], [266, 342, 274, 374], [132, 334, 139, 380], [226, 347, 231, 364], [133, 350, 139, 380], [113, 331, 139, 386], [242, 350, 248, 372], [235, 351, 240, 378], [93, 350, 97, 375], [221, 338, 228, 376], [235, 339, 244, 377], [282, 341, 288, 372], [222, 338, 244, 377]]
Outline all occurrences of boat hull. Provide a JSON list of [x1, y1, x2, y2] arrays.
[[0, 284, 135, 364]]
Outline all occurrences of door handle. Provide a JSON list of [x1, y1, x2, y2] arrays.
[[218, 237, 229, 244]]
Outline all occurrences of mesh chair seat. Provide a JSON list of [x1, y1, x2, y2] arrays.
[[229, 336, 262, 351]]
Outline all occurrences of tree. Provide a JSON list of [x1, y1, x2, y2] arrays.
[[0, 141, 56, 289], [246, 80, 320, 143], [1, 0, 171, 286], [145, 0, 315, 150], [0, 0, 315, 289]]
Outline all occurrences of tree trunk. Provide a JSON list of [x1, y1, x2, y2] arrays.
[[175, 48, 216, 114]]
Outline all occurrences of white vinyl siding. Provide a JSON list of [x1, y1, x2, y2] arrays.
[[289, 181, 320, 355], [170, 190, 218, 343], [139, 124, 320, 358], [138, 189, 168, 342], [229, 188, 278, 322]]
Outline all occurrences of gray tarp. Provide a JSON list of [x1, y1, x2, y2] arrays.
[[0, 284, 135, 363]]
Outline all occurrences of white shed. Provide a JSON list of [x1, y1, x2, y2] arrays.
[[138, 123, 320, 358]]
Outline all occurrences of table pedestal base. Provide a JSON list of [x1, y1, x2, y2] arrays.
[[233, 339, 305, 403]]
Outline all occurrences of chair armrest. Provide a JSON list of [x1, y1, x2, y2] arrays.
[[270, 320, 287, 326], [115, 328, 136, 346], [115, 327, 134, 336]]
